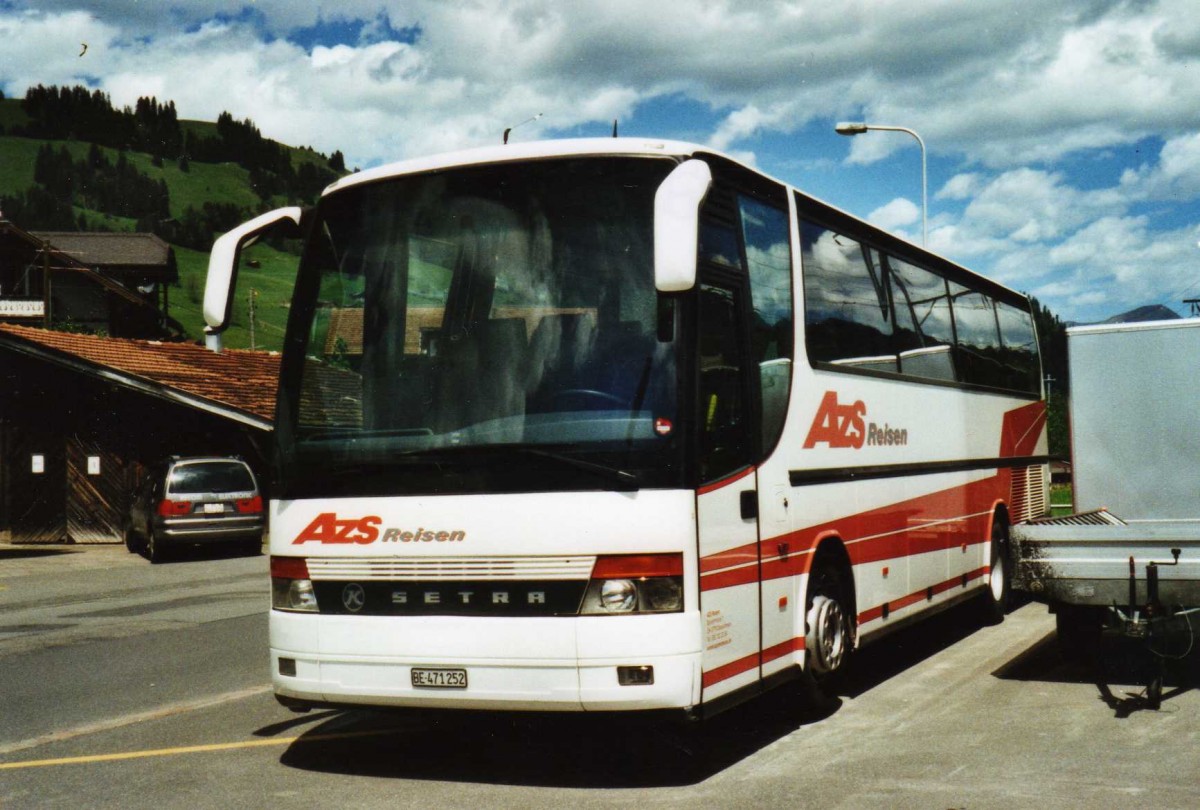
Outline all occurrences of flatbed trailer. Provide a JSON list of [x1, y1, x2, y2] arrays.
[[1011, 318, 1200, 706]]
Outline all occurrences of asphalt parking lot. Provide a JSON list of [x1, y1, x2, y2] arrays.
[[2, 541, 1197, 809]]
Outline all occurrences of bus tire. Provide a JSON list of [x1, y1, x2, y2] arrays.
[[805, 560, 852, 683], [982, 514, 1011, 625]]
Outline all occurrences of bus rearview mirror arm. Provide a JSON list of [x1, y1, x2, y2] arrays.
[[654, 159, 712, 293], [203, 206, 304, 352]]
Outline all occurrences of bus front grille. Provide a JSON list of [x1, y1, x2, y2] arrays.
[[305, 555, 596, 582]]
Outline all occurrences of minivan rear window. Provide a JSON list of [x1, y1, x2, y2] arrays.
[[168, 462, 255, 495]]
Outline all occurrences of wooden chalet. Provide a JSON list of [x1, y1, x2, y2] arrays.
[[0, 221, 181, 339], [0, 324, 279, 544]]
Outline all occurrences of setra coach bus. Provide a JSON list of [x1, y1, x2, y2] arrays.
[[203, 138, 1049, 719]]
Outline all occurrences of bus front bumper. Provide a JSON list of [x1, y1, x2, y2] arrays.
[[270, 611, 702, 712]]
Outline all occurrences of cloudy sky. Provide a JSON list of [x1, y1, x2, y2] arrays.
[[2, 0, 1198, 323]]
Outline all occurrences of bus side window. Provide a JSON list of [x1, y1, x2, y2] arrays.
[[739, 196, 793, 453], [949, 284, 1005, 388], [800, 220, 897, 372], [698, 283, 751, 482], [996, 300, 1041, 394], [888, 256, 956, 382]]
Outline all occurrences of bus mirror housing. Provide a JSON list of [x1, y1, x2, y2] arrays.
[[654, 159, 712, 293], [203, 206, 303, 352]]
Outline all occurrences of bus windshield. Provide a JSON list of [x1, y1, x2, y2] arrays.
[[280, 156, 682, 493]]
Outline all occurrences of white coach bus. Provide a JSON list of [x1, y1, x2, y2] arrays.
[[204, 138, 1049, 719]]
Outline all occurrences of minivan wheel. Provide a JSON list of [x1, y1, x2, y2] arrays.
[[123, 523, 138, 553], [147, 530, 166, 564]]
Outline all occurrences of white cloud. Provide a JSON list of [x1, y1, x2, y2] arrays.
[[3, 1, 1200, 326], [937, 173, 983, 201], [1120, 132, 1200, 201], [868, 197, 919, 231]]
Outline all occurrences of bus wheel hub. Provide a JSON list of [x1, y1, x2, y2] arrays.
[[807, 594, 847, 674]]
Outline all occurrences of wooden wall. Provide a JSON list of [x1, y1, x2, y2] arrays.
[[0, 349, 270, 544]]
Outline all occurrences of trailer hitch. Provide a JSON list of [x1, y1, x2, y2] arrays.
[[1107, 549, 1188, 708]]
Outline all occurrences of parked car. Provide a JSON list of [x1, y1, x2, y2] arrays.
[[125, 456, 265, 563]]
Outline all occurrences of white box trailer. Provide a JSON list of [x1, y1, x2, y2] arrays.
[[1012, 318, 1200, 703]]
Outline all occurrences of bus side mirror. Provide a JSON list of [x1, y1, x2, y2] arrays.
[[654, 159, 712, 293], [203, 206, 303, 351]]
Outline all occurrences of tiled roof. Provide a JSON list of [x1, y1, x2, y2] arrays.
[[0, 324, 279, 425], [31, 232, 174, 269]]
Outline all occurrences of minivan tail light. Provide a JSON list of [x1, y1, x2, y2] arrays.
[[236, 495, 263, 513], [157, 499, 191, 516]]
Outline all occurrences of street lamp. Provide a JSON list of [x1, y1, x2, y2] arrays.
[[835, 121, 927, 247]]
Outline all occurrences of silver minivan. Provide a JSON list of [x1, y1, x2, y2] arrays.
[[125, 456, 265, 563]]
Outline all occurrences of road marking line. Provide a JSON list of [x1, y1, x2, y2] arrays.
[[0, 685, 272, 758], [0, 730, 391, 770]]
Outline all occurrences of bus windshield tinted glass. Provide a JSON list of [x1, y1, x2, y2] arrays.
[[288, 157, 679, 479]]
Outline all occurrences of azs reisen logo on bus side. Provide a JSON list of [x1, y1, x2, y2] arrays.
[[803, 391, 908, 449]]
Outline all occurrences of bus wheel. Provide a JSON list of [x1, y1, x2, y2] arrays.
[[982, 516, 1010, 624], [806, 564, 851, 679]]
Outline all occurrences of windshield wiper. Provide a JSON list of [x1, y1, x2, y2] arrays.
[[395, 445, 639, 490], [514, 448, 640, 490]]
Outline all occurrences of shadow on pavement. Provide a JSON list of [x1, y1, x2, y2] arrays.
[[0, 546, 78, 561], [272, 599, 1009, 786], [994, 623, 1199, 717], [274, 689, 826, 787]]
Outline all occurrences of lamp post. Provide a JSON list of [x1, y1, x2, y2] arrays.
[[835, 121, 927, 247]]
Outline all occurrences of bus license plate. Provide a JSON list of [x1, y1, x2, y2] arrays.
[[411, 668, 467, 689]]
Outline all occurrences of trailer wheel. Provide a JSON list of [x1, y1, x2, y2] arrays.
[[982, 515, 1011, 625], [806, 560, 853, 681]]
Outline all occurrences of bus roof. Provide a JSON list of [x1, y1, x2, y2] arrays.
[[322, 137, 1030, 306], [325, 137, 701, 196]]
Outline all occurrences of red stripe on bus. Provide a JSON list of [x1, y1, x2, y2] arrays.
[[857, 566, 989, 624], [701, 651, 760, 689], [762, 635, 805, 664], [700, 564, 761, 592], [697, 466, 756, 495], [699, 542, 759, 574], [700, 475, 999, 593], [702, 637, 807, 690]]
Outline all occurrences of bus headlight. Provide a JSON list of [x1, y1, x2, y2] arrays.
[[271, 556, 319, 613], [580, 554, 684, 615], [600, 579, 637, 612]]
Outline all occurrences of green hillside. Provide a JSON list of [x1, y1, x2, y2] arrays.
[[172, 242, 300, 351], [0, 93, 346, 351]]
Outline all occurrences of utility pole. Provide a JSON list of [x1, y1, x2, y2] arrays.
[[248, 288, 258, 350]]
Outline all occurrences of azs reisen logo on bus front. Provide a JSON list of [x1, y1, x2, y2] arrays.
[[291, 513, 467, 545], [803, 391, 909, 449]]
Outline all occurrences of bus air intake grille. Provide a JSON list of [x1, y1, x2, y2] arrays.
[[305, 556, 597, 581], [1010, 464, 1048, 523]]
